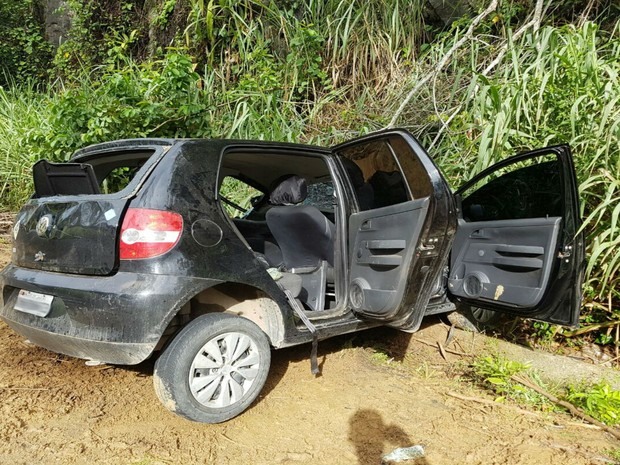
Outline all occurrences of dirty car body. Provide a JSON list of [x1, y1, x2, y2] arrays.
[[0, 129, 585, 423]]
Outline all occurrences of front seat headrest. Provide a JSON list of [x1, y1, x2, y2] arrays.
[[269, 175, 308, 205], [340, 158, 365, 188]]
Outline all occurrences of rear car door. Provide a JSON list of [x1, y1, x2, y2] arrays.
[[448, 145, 585, 326], [334, 130, 455, 329]]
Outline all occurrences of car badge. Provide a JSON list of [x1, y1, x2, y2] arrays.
[[36, 215, 51, 238], [34, 251, 46, 262], [12, 221, 20, 240]]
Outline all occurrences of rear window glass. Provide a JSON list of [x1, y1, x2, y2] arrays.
[[303, 181, 334, 211]]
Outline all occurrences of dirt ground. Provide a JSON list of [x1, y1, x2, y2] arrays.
[[0, 224, 618, 465]]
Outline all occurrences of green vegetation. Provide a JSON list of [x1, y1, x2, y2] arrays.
[[0, 1, 619, 344], [472, 354, 552, 408], [0, 0, 52, 85], [606, 448, 620, 462], [567, 381, 620, 426], [473, 354, 620, 426]]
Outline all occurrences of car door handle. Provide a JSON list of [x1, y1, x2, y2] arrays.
[[492, 257, 543, 269]]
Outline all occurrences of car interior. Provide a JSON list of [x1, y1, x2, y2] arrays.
[[218, 150, 340, 312]]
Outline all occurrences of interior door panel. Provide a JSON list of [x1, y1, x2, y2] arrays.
[[448, 217, 561, 309], [450, 145, 584, 326], [348, 198, 429, 316], [334, 129, 456, 328]]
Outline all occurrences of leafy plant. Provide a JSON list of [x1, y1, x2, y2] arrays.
[[472, 354, 553, 408], [566, 382, 620, 426], [0, 0, 52, 85]]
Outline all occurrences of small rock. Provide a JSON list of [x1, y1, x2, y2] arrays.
[[446, 311, 479, 332]]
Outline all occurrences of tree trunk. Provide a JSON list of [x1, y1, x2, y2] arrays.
[[44, 0, 71, 49]]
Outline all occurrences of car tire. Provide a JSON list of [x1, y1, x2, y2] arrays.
[[468, 306, 503, 328], [447, 305, 504, 332], [153, 313, 271, 423]]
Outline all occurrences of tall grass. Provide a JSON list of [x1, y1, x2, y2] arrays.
[[0, 85, 51, 208], [395, 20, 620, 302], [185, 0, 425, 92]]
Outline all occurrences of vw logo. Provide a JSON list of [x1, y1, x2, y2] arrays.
[[36, 215, 52, 238]]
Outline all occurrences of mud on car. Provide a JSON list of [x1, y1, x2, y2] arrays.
[[0, 129, 585, 423]]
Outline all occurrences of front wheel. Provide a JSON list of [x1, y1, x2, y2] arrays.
[[153, 313, 271, 423], [448, 305, 506, 332]]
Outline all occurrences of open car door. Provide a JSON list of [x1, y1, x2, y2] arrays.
[[334, 130, 456, 331], [448, 145, 585, 326]]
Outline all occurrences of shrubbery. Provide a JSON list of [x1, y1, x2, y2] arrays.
[[0, 0, 52, 85]]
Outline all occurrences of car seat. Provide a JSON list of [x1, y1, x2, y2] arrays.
[[340, 158, 374, 211], [368, 170, 408, 208], [266, 175, 335, 311]]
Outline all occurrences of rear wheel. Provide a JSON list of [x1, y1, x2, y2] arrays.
[[153, 313, 271, 423]]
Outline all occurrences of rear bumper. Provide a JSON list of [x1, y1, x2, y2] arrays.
[[2, 319, 153, 364], [0, 264, 212, 364]]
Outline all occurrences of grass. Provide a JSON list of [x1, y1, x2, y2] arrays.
[[369, 349, 393, 365], [472, 354, 555, 409], [0, 84, 53, 209], [393, 19, 620, 322], [606, 448, 620, 462]]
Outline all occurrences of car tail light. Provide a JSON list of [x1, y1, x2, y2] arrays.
[[119, 208, 183, 260]]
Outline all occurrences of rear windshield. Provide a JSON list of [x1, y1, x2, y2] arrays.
[[33, 149, 157, 197]]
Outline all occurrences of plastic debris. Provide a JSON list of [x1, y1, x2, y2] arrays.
[[381, 445, 425, 463]]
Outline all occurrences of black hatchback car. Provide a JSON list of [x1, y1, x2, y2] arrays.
[[0, 129, 585, 423]]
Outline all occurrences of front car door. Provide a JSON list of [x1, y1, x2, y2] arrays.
[[333, 130, 456, 331], [448, 145, 585, 326]]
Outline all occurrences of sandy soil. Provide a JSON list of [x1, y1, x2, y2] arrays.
[[0, 226, 617, 465]]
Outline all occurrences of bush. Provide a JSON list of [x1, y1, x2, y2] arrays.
[[0, 0, 52, 85]]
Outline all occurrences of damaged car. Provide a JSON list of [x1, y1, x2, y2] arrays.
[[0, 129, 585, 423]]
